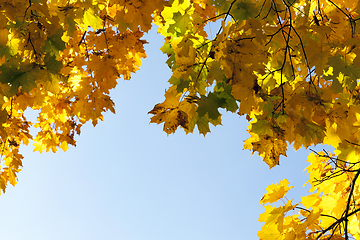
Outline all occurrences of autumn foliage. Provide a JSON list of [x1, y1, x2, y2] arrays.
[[1, 0, 360, 238]]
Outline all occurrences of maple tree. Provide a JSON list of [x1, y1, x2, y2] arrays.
[[2, 0, 360, 238]]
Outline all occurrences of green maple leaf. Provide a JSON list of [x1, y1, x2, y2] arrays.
[[209, 0, 230, 11], [167, 12, 192, 36], [197, 92, 226, 120], [168, 76, 189, 92], [114, 15, 130, 33], [160, 42, 176, 68], [161, 0, 193, 36], [230, 0, 258, 22], [251, 120, 274, 136], [0, 45, 10, 60], [66, 17, 77, 36], [12, 70, 39, 94], [168, 12, 192, 35], [215, 83, 238, 112], [0, 63, 39, 96], [45, 54, 63, 74], [325, 55, 360, 92], [196, 115, 210, 136], [43, 28, 66, 57]]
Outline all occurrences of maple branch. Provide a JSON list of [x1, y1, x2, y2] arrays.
[[274, 0, 316, 87], [205, 0, 238, 44], [186, 0, 238, 102], [295, 206, 311, 213], [203, 12, 236, 24], [271, 0, 292, 112], [9, 97, 13, 119], [311, 149, 360, 172], [262, 3, 273, 20], [310, 148, 360, 239], [264, 24, 291, 46], [103, 29, 110, 53], [27, 32, 37, 59], [316, 196, 360, 239], [290, 26, 315, 86], [316, 0, 325, 25], [327, 0, 356, 37], [345, 139, 360, 147], [261, 68, 282, 84], [309, 151, 359, 191], [296, 205, 355, 239], [232, 23, 290, 45], [23, 0, 32, 21], [319, 213, 339, 221], [317, 216, 342, 238], [343, 169, 360, 239], [313, 172, 345, 186], [254, 0, 268, 19], [78, 30, 87, 46], [326, 0, 351, 19]]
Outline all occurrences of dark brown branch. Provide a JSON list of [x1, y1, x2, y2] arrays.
[[290, 26, 314, 86], [23, 0, 32, 21], [78, 30, 87, 46], [317, 207, 360, 239], [27, 33, 37, 59], [345, 139, 360, 147], [271, 0, 293, 112], [265, 24, 291, 46], [255, 0, 268, 19], [343, 169, 360, 239], [327, 0, 356, 37], [203, 12, 236, 24], [186, 0, 238, 101]]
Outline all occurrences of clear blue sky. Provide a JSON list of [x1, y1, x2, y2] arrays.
[[0, 27, 322, 240]]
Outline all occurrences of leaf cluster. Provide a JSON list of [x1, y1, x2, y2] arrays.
[[3, 0, 360, 238]]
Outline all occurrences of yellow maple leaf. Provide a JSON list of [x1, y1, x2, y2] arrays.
[[6, 168, 18, 186], [83, 8, 103, 30], [301, 194, 321, 209], [149, 107, 189, 135], [250, 135, 288, 168], [33, 140, 47, 154], [303, 207, 322, 232], [349, 215, 360, 239], [257, 223, 282, 240], [60, 141, 69, 152], [258, 200, 295, 236], [319, 191, 347, 217], [261, 179, 294, 204]]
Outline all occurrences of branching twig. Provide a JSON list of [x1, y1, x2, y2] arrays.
[[78, 30, 87, 46]]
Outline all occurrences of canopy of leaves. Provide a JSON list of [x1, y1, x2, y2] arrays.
[[2, 0, 360, 238]]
